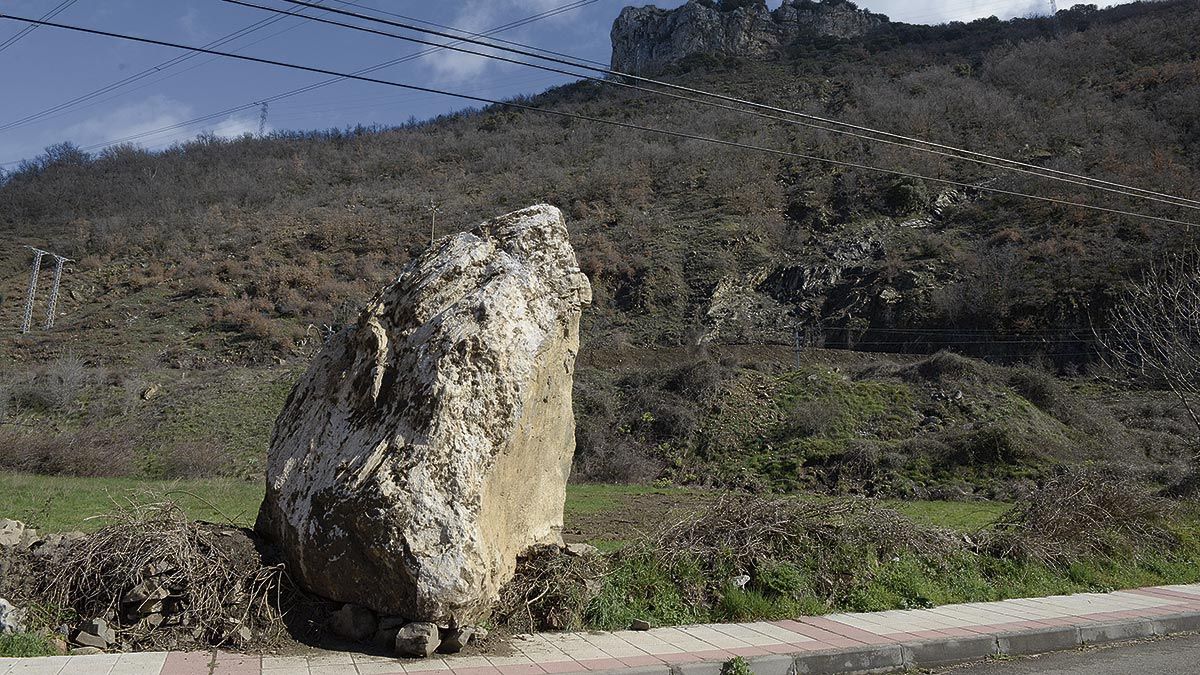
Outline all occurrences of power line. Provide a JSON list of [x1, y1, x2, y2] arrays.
[[0, 1, 327, 135], [0, 0, 75, 54], [233, 0, 1200, 215], [327, 0, 611, 68], [274, 0, 1200, 212], [0, 0, 600, 162], [1, 13, 1195, 229]]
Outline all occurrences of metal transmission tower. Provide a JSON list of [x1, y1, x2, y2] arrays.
[[1049, 0, 1058, 13], [43, 254, 71, 329], [19, 246, 72, 333], [20, 247, 47, 334], [257, 101, 269, 137]]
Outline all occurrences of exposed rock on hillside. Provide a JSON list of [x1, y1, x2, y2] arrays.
[[611, 0, 887, 75], [257, 205, 592, 624]]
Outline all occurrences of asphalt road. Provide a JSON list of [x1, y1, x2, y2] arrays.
[[941, 633, 1200, 674]]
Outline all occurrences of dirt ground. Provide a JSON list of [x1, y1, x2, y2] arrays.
[[561, 489, 716, 546]]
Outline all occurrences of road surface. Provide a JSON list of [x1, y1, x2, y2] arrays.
[[942, 633, 1200, 674]]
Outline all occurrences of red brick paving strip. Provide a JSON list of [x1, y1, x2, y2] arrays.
[[2, 584, 1198, 675]]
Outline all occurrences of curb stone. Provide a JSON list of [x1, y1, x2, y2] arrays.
[[597, 614, 1200, 674], [1150, 612, 1200, 635], [791, 645, 907, 674], [1079, 619, 1156, 645], [995, 625, 1081, 656], [902, 635, 1000, 667]]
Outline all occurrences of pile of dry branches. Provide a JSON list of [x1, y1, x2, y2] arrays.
[[35, 498, 290, 649], [495, 545, 606, 634], [649, 494, 962, 575], [981, 469, 1178, 568]]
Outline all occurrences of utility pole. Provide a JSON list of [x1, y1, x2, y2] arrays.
[[428, 200, 441, 245], [20, 247, 46, 334], [43, 254, 71, 329]]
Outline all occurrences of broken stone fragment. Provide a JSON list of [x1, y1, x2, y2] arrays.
[[395, 622, 441, 658], [0, 520, 37, 549], [258, 204, 591, 625], [72, 630, 109, 650], [69, 646, 103, 656], [330, 604, 377, 643], [565, 542, 600, 557], [29, 531, 84, 558], [630, 619, 651, 631], [123, 580, 169, 608], [437, 625, 476, 654]]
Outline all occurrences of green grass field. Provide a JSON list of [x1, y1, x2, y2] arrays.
[[0, 474, 265, 532], [0, 472, 1011, 535]]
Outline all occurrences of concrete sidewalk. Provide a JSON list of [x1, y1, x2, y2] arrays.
[[3, 584, 1200, 674]]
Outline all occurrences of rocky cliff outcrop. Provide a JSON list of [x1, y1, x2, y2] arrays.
[[257, 204, 591, 625], [611, 0, 887, 75]]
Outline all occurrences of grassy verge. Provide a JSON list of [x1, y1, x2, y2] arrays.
[[501, 471, 1200, 633], [0, 474, 264, 532], [0, 633, 57, 658], [2, 473, 1012, 536]]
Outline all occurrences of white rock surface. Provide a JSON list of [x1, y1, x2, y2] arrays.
[[257, 204, 591, 624], [0, 520, 37, 549], [0, 599, 25, 634]]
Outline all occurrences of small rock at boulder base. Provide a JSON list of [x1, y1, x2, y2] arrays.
[[565, 542, 600, 557], [70, 646, 103, 656], [395, 622, 441, 658], [257, 204, 592, 624], [630, 619, 651, 631], [330, 604, 378, 643], [437, 625, 476, 654]]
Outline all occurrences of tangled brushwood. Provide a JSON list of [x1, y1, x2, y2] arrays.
[[981, 468, 1179, 569], [28, 499, 294, 650], [494, 545, 606, 633], [649, 495, 961, 576]]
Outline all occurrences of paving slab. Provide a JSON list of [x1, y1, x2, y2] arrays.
[[4, 583, 1200, 675]]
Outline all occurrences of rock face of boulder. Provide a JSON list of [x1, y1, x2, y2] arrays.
[[611, 0, 887, 75], [257, 204, 591, 624]]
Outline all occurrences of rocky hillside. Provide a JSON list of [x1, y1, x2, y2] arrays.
[[611, 0, 887, 75], [1, 0, 1198, 491]]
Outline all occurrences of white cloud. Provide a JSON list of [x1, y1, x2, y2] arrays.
[[51, 97, 262, 153], [178, 6, 208, 42], [421, 0, 586, 83], [860, 0, 1129, 25], [60, 95, 197, 149]]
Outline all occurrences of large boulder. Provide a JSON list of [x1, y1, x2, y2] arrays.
[[257, 204, 591, 624]]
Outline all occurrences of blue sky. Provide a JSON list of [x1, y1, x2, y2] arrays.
[[0, 0, 1133, 168]]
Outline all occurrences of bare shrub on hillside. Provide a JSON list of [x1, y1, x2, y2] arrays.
[[786, 400, 841, 437], [573, 438, 665, 484], [869, 350, 982, 383], [1101, 251, 1200, 450], [11, 354, 90, 412], [159, 440, 232, 479], [0, 426, 136, 477]]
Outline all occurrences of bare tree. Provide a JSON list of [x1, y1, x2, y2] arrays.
[[1101, 252, 1200, 448]]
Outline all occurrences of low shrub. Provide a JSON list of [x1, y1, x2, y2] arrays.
[[0, 632, 57, 658], [0, 426, 137, 477]]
